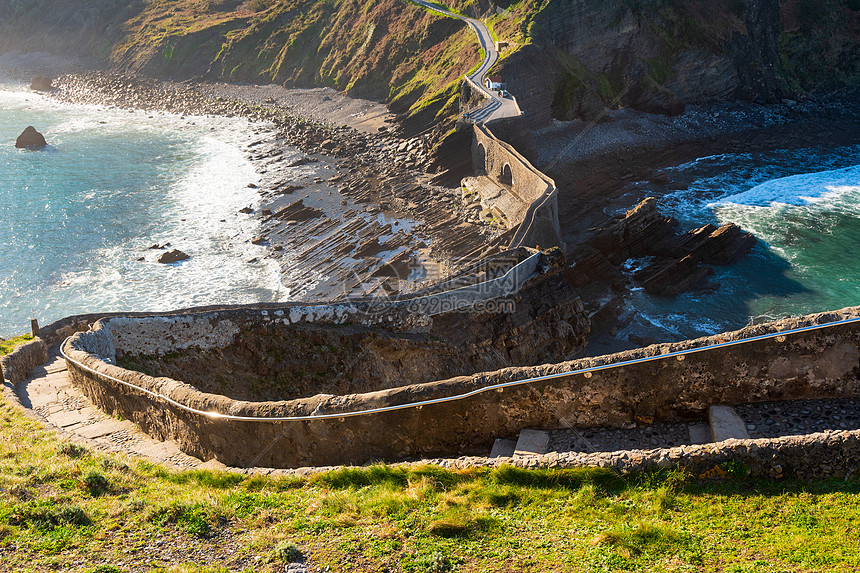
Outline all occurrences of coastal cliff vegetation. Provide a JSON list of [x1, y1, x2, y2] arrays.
[[1, 0, 858, 129], [0, 0, 483, 130]]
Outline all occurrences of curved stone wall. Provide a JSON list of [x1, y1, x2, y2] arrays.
[[1, 338, 48, 385], [40, 247, 544, 345], [63, 306, 860, 468], [471, 123, 563, 249]]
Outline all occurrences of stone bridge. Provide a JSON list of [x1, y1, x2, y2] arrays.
[[466, 122, 563, 249]]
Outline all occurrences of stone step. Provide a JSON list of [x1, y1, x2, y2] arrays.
[[77, 419, 130, 440], [513, 428, 550, 457], [16, 352, 203, 469], [708, 404, 751, 442], [489, 437, 516, 458], [688, 422, 712, 445]]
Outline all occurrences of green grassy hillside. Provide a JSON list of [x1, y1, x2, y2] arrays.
[[1, 0, 858, 131], [0, 0, 482, 130], [3, 394, 860, 571]]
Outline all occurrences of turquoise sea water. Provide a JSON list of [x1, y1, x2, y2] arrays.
[[0, 79, 285, 337], [2, 76, 858, 344], [615, 145, 860, 344]]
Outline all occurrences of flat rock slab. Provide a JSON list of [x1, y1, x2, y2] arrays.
[[130, 440, 183, 460], [490, 438, 516, 458], [46, 410, 89, 428], [197, 458, 228, 471], [709, 405, 751, 442], [688, 422, 712, 445], [514, 428, 550, 456], [77, 419, 131, 439]]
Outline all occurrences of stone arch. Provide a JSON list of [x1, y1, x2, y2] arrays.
[[499, 163, 513, 187], [476, 142, 487, 174]]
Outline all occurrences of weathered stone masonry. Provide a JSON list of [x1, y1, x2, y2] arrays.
[[1, 338, 48, 385], [63, 306, 860, 469], [471, 123, 563, 249]]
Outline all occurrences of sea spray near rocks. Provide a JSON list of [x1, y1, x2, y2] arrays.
[[610, 147, 860, 348], [0, 78, 285, 337]]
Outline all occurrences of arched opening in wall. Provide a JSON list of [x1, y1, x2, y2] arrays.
[[476, 143, 487, 174], [500, 163, 513, 187]]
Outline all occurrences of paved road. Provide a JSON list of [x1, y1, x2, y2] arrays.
[[412, 0, 521, 123]]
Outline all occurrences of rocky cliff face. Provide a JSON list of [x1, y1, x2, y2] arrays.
[[0, 0, 480, 132], [1, 0, 856, 133], [496, 0, 860, 127]]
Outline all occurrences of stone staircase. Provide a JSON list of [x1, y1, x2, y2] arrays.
[[15, 350, 860, 469], [15, 350, 204, 468], [491, 401, 857, 458]]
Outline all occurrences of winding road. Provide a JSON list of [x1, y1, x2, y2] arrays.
[[411, 0, 521, 123]]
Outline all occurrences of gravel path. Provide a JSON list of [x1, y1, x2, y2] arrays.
[[548, 421, 708, 454], [736, 398, 860, 439]]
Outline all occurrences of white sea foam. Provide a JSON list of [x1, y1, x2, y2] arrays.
[[634, 148, 860, 343], [0, 79, 288, 336], [709, 164, 860, 208]]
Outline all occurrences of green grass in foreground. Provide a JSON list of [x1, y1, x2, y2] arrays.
[[2, 397, 860, 572], [0, 334, 33, 357]]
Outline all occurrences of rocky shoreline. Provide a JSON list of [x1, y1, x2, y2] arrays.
[[17, 67, 860, 354], [48, 71, 504, 301], [542, 88, 860, 248], [536, 90, 860, 354]]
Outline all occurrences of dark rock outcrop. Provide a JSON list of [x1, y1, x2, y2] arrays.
[[157, 249, 190, 264], [652, 222, 757, 265], [634, 222, 756, 295], [589, 198, 677, 263], [15, 126, 47, 149], [29, 76, 53, 91], [568, 198, 676, 287], [634, 255, 716, 297], [428, 123, 474, 186], [573, 197, 756, 296], [267, 200, 324, 222]]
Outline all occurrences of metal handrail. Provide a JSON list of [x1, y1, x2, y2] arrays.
[[59, 314, 860, 423]]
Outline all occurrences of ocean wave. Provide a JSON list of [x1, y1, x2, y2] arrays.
[[0, 81, 287, 336], [709, 164, 860, 208]]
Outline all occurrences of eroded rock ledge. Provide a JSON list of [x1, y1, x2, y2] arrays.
[[570, 197, 756, 296]]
